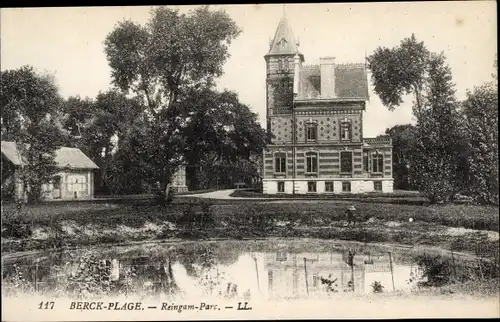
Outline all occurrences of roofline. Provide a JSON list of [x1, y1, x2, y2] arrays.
[[294, 98, 368, 104], [264, 52, 305, 61]]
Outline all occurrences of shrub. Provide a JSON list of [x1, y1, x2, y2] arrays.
[[371, 281, 384, 293], [1, 202, 32, 239]]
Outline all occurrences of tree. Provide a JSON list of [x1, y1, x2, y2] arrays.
[[60, 91, 146, 194], [385, 124, 417, 190], [367, 36, 464, 203], [104, 6, 241, 201], [180, 87, 266, 190], [0, 66, 64, 203], [462, 58, 498, 204]]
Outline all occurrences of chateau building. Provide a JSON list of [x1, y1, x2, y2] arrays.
[[262, 14, 393, 194]]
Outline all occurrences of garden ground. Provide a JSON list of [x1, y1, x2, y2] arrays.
[[1, 192, 499, 297]]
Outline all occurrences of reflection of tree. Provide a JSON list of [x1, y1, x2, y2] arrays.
[[177, 243, 241, 278]]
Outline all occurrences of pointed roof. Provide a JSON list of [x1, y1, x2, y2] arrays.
[[266, 15, 300, 57]]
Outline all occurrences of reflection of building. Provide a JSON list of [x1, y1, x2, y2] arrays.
[[264, 252, 366, 297], [262, 14, 394, 194], [1, 141, 98, 200]]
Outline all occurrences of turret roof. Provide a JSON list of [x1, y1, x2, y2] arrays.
[[266, 15, 300, 56]]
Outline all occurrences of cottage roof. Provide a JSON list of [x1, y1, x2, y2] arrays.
[[1, 141, 99, 170], [297, 63, 370, 101]]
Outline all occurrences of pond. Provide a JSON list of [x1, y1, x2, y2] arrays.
[[1, 239, 479, 300]]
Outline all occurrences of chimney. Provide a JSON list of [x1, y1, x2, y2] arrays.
[[293, 53, 301, 95], [320, 57, 336, 98]]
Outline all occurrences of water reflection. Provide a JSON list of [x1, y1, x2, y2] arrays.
[[2, 242, 427, 299]]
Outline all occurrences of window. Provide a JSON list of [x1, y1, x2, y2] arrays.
[[306, 125, 317, 141], [277, 181, 285, 193], [340, 151, 353, 173], [53, 176, 61, 189], [306, 152, 318, 173], [325, 181, 334, 192], [275, 153, 286, 173], [372, 153, 384, 173], [363, 151, 369, 172], [340, 122, 352, 141], [342, 182, 351, 192], [307, 181, 317, 193], [278, 59, 283, 72], [374, 181, 383, 191], [283, 58, 289, 72]]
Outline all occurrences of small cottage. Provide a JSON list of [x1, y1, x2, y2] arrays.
[[1, 141, 99, 201]]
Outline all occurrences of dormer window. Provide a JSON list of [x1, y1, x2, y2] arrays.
[[278, 37, 288, 47]]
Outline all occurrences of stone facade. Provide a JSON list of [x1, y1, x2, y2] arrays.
[[262, 15, 393, 194]]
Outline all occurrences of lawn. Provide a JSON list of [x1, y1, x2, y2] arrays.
[[1, 197, 498, 259]]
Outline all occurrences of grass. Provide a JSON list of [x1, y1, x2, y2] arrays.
[[1, 197, 498, 259]]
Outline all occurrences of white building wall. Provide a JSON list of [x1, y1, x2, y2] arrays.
[[294, 181, 307, 194], [263, 179, 394, 194], [263, 180, 276, 194], [333, 181, 343, 193], [284, 181, 294, 194], [364, 181, 374, 193], [382, 179, 394, 193], [316, 181, 325, 193]]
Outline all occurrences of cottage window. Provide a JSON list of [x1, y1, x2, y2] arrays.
[[307, 181, 317, 193], [372, 153, 384, 173], [277, 181, 285, 193], [340, 122, 352, 141], [274, 153, 286, 173], [306, 125, 317, 141], [325, 181, 334, 192], [340, 151, 353, 173], [306, 152, 318, 173], [342, 182, 351, 192], [53, 176, 61, 189]]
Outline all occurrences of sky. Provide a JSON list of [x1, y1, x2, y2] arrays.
[[1, 2, 497, 137]]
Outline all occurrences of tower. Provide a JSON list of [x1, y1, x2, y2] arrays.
[[264, 14, 304, 137]]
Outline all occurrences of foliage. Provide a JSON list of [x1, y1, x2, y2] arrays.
[[103, 6, 241, 200], [320, 274, 340, 293], [371, 281, 384, 293], [416, 254, 454, 286], [1, 202, 32, 238], [368, 36, 467, 203], [1, 66, 64, 203], [385, 124, 417, 190], [180, 88, 266, 190], [462, 80, 499, 205], [65, 254, 113, 298]]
